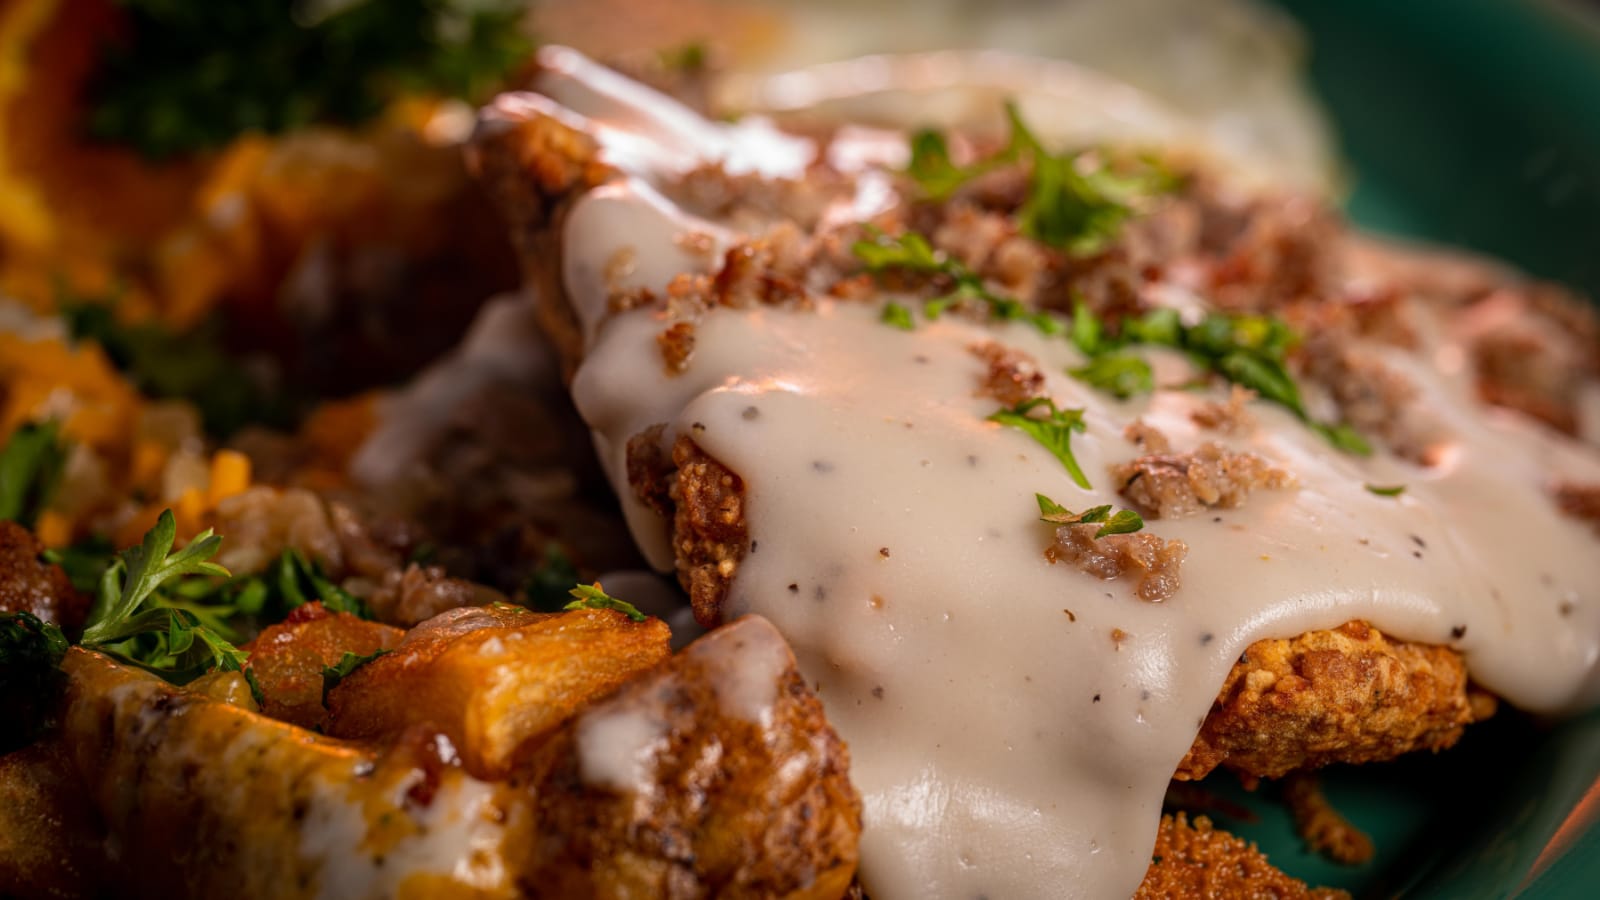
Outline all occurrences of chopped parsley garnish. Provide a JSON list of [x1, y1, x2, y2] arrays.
[[853, 230, 1060, 335], [262, 548, 372, 620], [321, 649, 391, 700], [85, 0, 533, 159], [77, 511, 252, 684], [0, 421, 67, 529], [563, 583, 648, 622], [1365, 483, 1407, 497], [1068, 352, 1154, 400], [880, 302, 916, 331], [0, 611, 70, 752], [988, 399, 1091, 490], [1067, 304, 1371, 455], [906, 101, 1178, 256], [1035, 493, 1145, 538], [522, 542, 583, 613]]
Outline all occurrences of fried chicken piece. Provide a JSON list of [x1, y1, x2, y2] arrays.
[[242, 602, 404, 731], [327, 604, 670, 779], [511, 615, 861, 899], [1133, 813, 1349, 900], [1176, 620, 1494, 781], [0, 522, 89, 633]]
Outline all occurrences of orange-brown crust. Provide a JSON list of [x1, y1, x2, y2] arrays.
[[242, 602, 405, 731], [1133, 813, 1349, 899], [326, 604, 671, 779], [509, 619, 862, 899], [1175, 620, 1493, 781]]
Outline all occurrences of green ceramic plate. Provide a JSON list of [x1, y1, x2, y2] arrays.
[[1200, 3, 1600, 897]]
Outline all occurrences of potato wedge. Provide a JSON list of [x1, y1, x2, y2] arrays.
[[326, 605, 670, 778], [511, 615, 862, 899], [243, 602, 405, 730]]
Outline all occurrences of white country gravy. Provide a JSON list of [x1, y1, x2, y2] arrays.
[[486, 47, 1600, 899]]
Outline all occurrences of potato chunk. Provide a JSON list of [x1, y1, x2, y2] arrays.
[[243, 602, 404, 730], [512, 614, 862, 899], [326, 604, 671, 778]]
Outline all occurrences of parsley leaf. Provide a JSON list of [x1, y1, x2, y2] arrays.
[[906, 101, 1177, 255], [0, 611, 70, 752], [853, 230, 1061, 336], [85, 0, 533, 159], [0, 422, 67, 529], [1365, 484, 1406, 497], [880, 302, 916, 331], [564, 583, 648, 622], [1034, 493, 1145, 538], [321, 649, 391, 701], [267, 548, 372, 619], [989, 399, 1091, 489], [76, 511, 254, 684], [1068, 352, 1154, 400]]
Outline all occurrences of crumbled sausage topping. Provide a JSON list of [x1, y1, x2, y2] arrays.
[[1046, 523, 1188, 602], [1114, 442, 1295, 519], [970, 341, 1048, 406]]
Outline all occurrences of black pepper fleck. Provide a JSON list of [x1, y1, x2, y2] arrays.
[[1139, 689, 1151, 701], [741, 406, 760, 420], [1063, 608, 1076, 622], [812, 460, 835, 473], [787, 583, 799, 593], [750, 540, 759, 554], [1212, 516, 1223, 523], [1413, 550, 1424, 559], [1450, 625, 1467, 640], [691, 421, 706, 432], [913, 354, 931, 364], [871, 685, 885, 699], [1092, 693, 1101, 703], [967, 454, 980, 467], [1410, 534, 1427, 549], [1560, 601, 1575, 617], [814, 585, 828, 601], [1199, 632, 1214, 646], [879, 547, 891, 558]]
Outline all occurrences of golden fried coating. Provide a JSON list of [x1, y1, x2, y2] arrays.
[[242, 602, 404, 731], [1281, 772, 1374, 865], [0, 522, 88, 633], [326, 604, 670, 778], [1133, 813, 1349, 900], [0, 743, 102, 898], [510, 616, 862, 899], [1176, 620, 1494, 781]]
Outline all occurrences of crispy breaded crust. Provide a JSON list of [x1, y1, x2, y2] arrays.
[[470, 101, 612, 378], [1133, 813, 1349, 900], [1175, 620, 1493, 781]]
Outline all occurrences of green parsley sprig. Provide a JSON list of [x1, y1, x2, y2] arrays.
[[852, 230, 1061, 335], [906, 101, 1178, 256], [1068, 303, 1372, 455], [85, 0, 533, 159], [1035, 493, 1144, 538], [988, 398, 1092, 489], [321, 649, 391, 701], [0, 421, 67, 529], [564, 583, 647, 622]]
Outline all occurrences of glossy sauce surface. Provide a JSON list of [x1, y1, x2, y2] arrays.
[[507, 48, 1600, 899]]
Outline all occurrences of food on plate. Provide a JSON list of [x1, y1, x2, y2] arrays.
[[469, 46, 1600, 897]]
